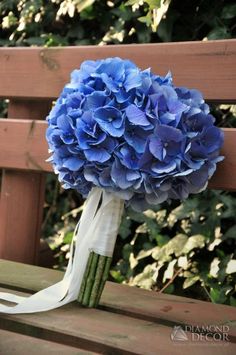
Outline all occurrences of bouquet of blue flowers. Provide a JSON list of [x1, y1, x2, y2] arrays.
[[0, 57, 224, 315], [45, 57, 223, 308]]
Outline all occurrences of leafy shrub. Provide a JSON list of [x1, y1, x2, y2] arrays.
[[112, 190, 236, 305], [1, 0, 236, 47]]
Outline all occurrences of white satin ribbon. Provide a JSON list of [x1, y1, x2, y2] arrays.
[[0, 188, 124, 314]]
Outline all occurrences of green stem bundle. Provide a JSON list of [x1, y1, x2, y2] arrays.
[[78, 251, 112, 308]]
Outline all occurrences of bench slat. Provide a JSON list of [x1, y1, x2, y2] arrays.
[[0, 119, 235, 190], [0, 286, 182, 355], [0, 329, 96, 354], [1, 260, 235, 339], [1, 286, 235, 355], [0, 40, 236, 101], [0, 101, 50, 264], [0, 119, 50, 172]]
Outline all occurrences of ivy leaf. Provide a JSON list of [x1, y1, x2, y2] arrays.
[[178, 256, 188, 270], [221, 4, 236, 19], [122, 243, 133, 261], [145, 0, 161, 8], [63, 231, 73, 244], [129, 252, 138, 269], [110, 270, 125, 283], [155, 233, 170, 247], [162, 283, 174, 294], [119, 215, 132, 239], [222, 225, 236, 240], [163, 259, 177, 282], [130, 264, 156, 289], [152, 234, 188, 261], [125, 0, 139, 6], [210, 286, 233, 304], [207, 27, 231, 40], [183, 276, 200, 289], [226, 260, 236, 274], [182, 235, 205, 254], [76, 0, 95, 13], [24, 36, 45, 45], [138, 13, 152, 26], [136, 248, 154, 260], [218, 255, 233, 282], [209, 257, 220, 278]]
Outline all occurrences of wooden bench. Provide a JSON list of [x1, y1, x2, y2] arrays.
[[0, 39, 236, 354]]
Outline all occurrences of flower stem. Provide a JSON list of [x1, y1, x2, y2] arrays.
[[79, 252, 99, 307], [88, 255, 107, 307], [77, 251, 94, 304], [78, 252, 112, 308], [94, 256, 112, 307]]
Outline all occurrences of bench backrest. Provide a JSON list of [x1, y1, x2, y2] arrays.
[[0, 39, 236, 263]]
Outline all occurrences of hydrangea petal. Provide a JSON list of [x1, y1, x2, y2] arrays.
[[149, 137, 165, 160], [155, 124, 183, 142], [126, 104, 151, 126], [124, 69, 142, 91], [84, 148, 111, 163], [63, 157, 84, 171], [86, 92, 107, 110]]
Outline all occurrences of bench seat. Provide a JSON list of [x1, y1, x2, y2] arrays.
[[0, 259, 236, 354]]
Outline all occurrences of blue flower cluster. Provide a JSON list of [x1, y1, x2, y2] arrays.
[[46, 57, 224, 211]]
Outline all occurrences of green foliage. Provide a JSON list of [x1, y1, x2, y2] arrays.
[[0, 0, 236, 306], [111, 190, 236, 305], [125, 0, 171, 32], [1, 0, 236, 47], [0, 100, 8, 118]]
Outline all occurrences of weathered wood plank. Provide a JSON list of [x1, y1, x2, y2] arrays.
[[0, 40, 235, 101], [0, 260, 235, 340], [1, 286, 234, 355], [0, 259, 62, 293], [0, 102, 50, 264], [209, 128, 236, 189], [0, 119, 51, 172], [0, 289, 180, 355], [0, 119, 235, 190], [0, 329, 97, 354], [0, 172, 45, 263]]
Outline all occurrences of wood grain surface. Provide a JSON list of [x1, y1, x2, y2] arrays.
[[0, 260, 236, 354], [0, 102, 50, 264], [1, 295, 233, 355], [0, 329, 97, 355], [0, 259, 235, 340], [0, 40, 235, 102]]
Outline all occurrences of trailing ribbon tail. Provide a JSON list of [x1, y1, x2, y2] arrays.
[[0, 188, 124, 314]]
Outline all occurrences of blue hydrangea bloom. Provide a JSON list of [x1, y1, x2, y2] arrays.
[[46, 57, 224, 211]]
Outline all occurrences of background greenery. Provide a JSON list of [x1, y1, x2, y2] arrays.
[[1, 0, 236, 305]]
